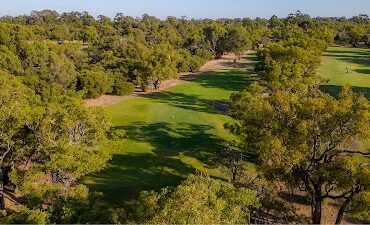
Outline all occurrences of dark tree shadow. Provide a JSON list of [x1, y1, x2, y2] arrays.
[[118, 122, 226, 163], [86, 152, 195, 206], [324, 48, 370, 67], [188, 70, 256, 92], [88, 122, 227, 205], [278, 191, 310, 206], [320, 85, 370, 99], [353, 69, 370, 75], [325, 48, 370, 56], [144, 91, 219, 114]]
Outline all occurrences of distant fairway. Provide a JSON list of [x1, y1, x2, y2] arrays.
[[319, 46, 370, 153], [319, 46, 370, 98], [82, 55, 257, 205]]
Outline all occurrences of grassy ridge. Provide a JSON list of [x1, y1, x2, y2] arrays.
[[82, 55, 257, 205]]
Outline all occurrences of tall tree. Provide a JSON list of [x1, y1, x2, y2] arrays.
[[228, 84, 370, 224], [0, 71, 35, 210], [204, 22, 226, 58]]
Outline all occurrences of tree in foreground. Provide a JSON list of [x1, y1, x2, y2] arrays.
[[134, 174, 260, 224], [0, 70, 113, 222], [0, 71, 35, 210], [228, 83, 370, 224]]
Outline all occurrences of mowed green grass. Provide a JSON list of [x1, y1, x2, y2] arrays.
[[319, 46, 370, 98], [319, 46, 370, 152], [82, 55, 257, 206]]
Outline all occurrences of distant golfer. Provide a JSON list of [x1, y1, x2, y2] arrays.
[[346, 68, 349, 74]]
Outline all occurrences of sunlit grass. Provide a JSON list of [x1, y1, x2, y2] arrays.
[[82, 55, 257, 206]]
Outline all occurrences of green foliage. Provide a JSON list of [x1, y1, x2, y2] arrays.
[[225, 25, 252, 58], [77, 69, 113, 98], [177, 49, 205, 72], [0, 45, 23, 74], [80, 26, 98, 43], [1, 10, 369, 224], [0, 90, 111, 221], [229, 82, 370, 223], [0, 209, 49, 224], [229, 15, 370, 223], [113, 80, 135, 96], [135, 175, 260, 224]]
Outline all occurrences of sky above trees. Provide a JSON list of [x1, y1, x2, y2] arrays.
[[0, 0, 369, 19]]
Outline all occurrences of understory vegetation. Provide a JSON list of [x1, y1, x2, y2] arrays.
[[0, 10, 370, 224]]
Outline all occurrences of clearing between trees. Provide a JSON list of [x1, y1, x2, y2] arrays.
[[83, 47, 370, 224], [82, 52, 257, 204]]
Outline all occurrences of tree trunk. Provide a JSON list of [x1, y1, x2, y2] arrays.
[[311, 191, 322, 224], [0, 168, 5, 210], [153, 79, 161, 90], [335, 204, 346, 224], [335, 194, 354, 224], [231, 168, 237, 183]]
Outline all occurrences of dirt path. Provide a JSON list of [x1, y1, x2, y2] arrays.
[[85, 53, 239, 107]]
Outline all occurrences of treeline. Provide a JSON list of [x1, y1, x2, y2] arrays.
[[228, 11, 370, 224], [1, 10, 369, 101], [0, 10, 263, 100]]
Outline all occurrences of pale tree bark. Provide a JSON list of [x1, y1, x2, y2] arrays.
[[0, 144, 12, 210]]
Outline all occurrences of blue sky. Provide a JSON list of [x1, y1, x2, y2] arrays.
[[1, 0, 369, 19]]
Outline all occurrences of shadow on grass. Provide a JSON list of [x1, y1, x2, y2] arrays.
[[325, 48, 370, 67], [336, 57, 370, 67], [145, 91, 220, 114], [88, 122, 227, 205], [87, 55, 258, 205], [119, 122, 226, 163], [320, 85, 370, 99], [325, 48, 370, 56], [354, 69, 370, 75], [188, 69, 256, 92], [87, 152, 194, 205], [144, 69, 256, 114]]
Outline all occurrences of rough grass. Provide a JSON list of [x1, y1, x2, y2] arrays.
[[82, 55, 257, 206], [319, 46, 370, 98]]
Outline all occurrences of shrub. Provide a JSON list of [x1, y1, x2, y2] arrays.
[[77, 69, 113, 99], [177, 50, 205, 73], [113, 80, 135, 96], [0, 209, 50, 224]]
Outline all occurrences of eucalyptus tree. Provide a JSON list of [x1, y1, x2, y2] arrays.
[[228, 84, 370, 224]]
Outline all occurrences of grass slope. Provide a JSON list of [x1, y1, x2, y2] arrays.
[[82, 55, 257, 205], [319, 46, 370, 98]]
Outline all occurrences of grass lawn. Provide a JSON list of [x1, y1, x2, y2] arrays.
[[318, 46, 370, 98], [82, 55, 257, 206], [319, 46, 370, 154]]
